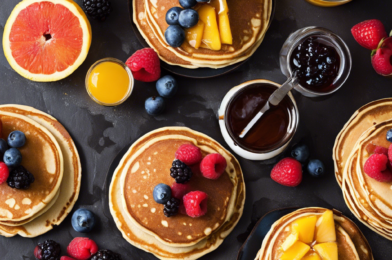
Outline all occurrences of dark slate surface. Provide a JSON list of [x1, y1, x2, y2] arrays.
[[1, 0, 392, 259]]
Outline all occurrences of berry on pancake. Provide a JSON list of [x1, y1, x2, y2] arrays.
[[126, 48, 161, 82], [171, 182, 191, 200], [0, 162, 10, 184], [364, 153, 392, 182], [170, 159, 193, 183], [153, 183, 172, 204], [175, 144, 202, 165], [200, 153, 227, 179], [183, 191, 208, 218], [7, 165, 34, 189], [163, 197, 180, 217], [270, 158, 302, 187], [67, 237, 98, 260]]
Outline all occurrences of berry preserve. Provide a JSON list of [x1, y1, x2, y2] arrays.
[[290, 37, 340, 92]]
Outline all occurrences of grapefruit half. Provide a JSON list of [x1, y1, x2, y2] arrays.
[[2, 0, 92, 82]]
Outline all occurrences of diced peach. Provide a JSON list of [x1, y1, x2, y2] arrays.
[[313, 242, 338, 260], [292, 216, 317, 244], [198, 5, 221, 50], [316, 210, 336, 243], [301, 252, 322, 260], [281, 232, 299, 251], [280, 241, 310, 260], [219, 12, 232, 45], [185, 20, 205, 49]]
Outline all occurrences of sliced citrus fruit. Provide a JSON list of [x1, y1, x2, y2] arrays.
[[3, 0, 92, 82]]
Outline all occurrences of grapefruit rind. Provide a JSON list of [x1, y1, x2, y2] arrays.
[[2, 0, 92, 82]]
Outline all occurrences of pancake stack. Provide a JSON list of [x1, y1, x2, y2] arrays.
[[0, 105, 81, 238], [133, 0, 273, 68], [333, 98, 392, 240], [109, 127, 245, 259], [255, 208, 373, 260]]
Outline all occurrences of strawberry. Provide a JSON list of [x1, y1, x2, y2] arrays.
[[270, 158, 302, 187], [351, 19, 387, 50], [364, 153, 392, 182], [126, 48, 161, 82], [371, 37, 392, 76]]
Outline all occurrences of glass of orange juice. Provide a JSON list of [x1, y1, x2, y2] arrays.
[[306, 0, 351, 7], [85, 58, 134, 106]]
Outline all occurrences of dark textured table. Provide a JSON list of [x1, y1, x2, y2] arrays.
[[1, 0, 392, 259]]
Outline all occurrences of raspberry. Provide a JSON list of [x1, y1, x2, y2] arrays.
[[388, 143, 392, 161], [374, 145, 388, 156], [270, 158, 302, 187], [171, 183, 191, 200], [364, 154, 392, 182], [175, 144, 202, 165], [60, 257, 76, 260], [126, 48, 161, 82], [183, 191, 208, 218], [200, 153, 227, 180], [0, 162, 9, 184], [67, 237, 98, 260]]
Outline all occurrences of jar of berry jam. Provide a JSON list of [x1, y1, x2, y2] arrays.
[[280, 27, 352, 97]]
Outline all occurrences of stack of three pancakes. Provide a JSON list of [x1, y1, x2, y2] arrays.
[[109, 127, 245, 259], [0, 105, 81, 238]]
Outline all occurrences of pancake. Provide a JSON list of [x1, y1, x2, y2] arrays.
[[333, 98, 392, 187], [0, 105, 81, 238], [110, 127, 245, 259], [133, 0, 272, 68], [255, 208, 373, 260], [0, 111, 63, 222]]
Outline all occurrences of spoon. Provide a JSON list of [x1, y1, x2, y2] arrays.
[[239, 72, 299, 139]]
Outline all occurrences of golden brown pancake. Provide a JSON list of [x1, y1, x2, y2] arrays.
[[133, 0, 272, 68], [0, 111, 63, 222], [110, 127, 245, 259], [255, 208, 373, 260]]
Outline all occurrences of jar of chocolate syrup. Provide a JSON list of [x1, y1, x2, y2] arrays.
[[280, 27, 352, 97]]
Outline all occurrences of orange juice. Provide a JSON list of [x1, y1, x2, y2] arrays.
[[86, 58, 133, 106], [306, 0, 351, 7]]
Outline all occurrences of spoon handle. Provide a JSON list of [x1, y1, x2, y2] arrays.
[[268, 74, 298, 106]]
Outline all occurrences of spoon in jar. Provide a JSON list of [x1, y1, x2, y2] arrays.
[[239, 72, 299, 139]]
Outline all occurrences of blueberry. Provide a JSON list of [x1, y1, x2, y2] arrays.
[[156, 75, 178, 98], [166, 7, 182, 25], [8, 131, 26, 148], [179, 0, 197, 8], [307, 159, 325, 177], [165, 25, 185, 47], [145, 96, 165, 116], [3, 148, 22, 167], [179, 9, 199, 29], [291, 144, 310, 163], [387, 129, 392, 142], [0, 139, 8, 155], [153, 183, 172, 204], [71, 208, 96, 233]]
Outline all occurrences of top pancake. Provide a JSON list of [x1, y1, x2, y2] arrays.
[[133, 0, 272, 68], [0, 111, 63, 222]]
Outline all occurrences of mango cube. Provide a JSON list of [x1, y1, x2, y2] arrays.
[[198, 5, 221, 50], [292, 216, 317, 244], [301, 253, 322, 260], [281, 232, 299, 251], [185, 20, 205, 49], [280, 241, 310, 260], [316, 210, 336, 243], [313, 242, 338, 260]]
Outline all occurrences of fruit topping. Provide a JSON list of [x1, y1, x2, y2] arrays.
[[156, 75, 178, 98], [165, 25, 186, 48], [351, 19, 387, 50], [307, 159, 325, 178], [387, 129, 392, 142], [185, 20, 205, 49], [34, 240, 61, 260], [183, 191, 208, 218], [3, 147, 22, 167], [291, 37, 340, 92], [163, 197, 181, 217], [313, 242, 338, 260], [200, 153, 227, 180], [153, 183, 172, 204], [198, 5, 221, 50], [166, 7, 183, 26], [0, 162, 10, 185], [67, 237, 98, 260], [291, 143, 310, 163], [363, 153, 392, 182], [292, 216, 317, 244], [280, 241, 310, 260], [371, 36, 392, 76], [179, 9, 199, 29], [171, 183, 191, 200], [180, 0, 197, 8], [90, 249, 122, 260], [209, 0, 232, 45], [281, 232, 299, 251], [316, 210, 336, 243], [145, 96, 166, 116], [71, 209, 96, 233], [301, 253, 321, 260], [170, 159, 193, 183], [175, 144, 203, 165], [270, 158, 302, 187], [126, 48, 161, 82], [7, 165, 34, 189], [8, 130, 26, 148], [83, 0, 112, 21], [0, 139, 8, 155]]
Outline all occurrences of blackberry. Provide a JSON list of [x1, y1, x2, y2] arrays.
[[170, 159, 192, 183], [34, 240, 61, 260], [163, 197, 180, 217], [83, 0, 112, 21], [7, 165, 34, 189], [90, 249, 122, 260]]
